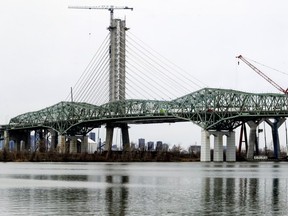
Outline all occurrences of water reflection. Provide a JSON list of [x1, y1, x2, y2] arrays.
[[226, 178, 235, 206], [201, 175, 287, 215], [105, 175, 129, 216], [239, 178, 248, 209], [0, 162, 288, 215], [2, 187, 94, 215], [272, 178, 279, 212], [2, 174, 89, 182], [250, 178, 260, 214]]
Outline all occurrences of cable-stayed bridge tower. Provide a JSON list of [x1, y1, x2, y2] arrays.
[[68, 5, 132, 102], [109, 12, 127, 102], [69, 5, 133, 153]]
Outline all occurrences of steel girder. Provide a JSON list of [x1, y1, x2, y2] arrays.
[[172, 88, 288, 130], [8, 100, 177, 134], [7, 88, 288, 134]]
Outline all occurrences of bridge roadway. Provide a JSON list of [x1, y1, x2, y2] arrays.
[[1, 88, 288, 161]]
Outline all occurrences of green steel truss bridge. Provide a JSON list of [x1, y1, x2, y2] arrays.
[[5, 88, 288, 135]]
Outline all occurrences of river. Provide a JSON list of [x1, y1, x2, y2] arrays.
[[0, 162, 287, 215]]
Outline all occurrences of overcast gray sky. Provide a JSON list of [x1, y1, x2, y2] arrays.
[[1, 0, 288, 149]]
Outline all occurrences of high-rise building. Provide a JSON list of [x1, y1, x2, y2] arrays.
[[138, 138, 145, 151], [162, 143, 169, 152], [147, 141, 154, 151], [156, 141, 163, 151]]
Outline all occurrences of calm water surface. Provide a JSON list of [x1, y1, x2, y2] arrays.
[[0, 162, 288, 215]]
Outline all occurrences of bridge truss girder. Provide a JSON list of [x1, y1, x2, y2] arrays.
[[5, 88, 288, 135]]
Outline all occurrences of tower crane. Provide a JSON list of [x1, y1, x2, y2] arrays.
[[236, 55, 288, 94], [68, 5, 133, 23]]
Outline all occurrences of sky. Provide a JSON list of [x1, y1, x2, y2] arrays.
[[1, 0, 288, 150]]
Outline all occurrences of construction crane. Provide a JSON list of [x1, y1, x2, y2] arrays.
[[68, 5, 133, 23], [236, 55, 288, 94]]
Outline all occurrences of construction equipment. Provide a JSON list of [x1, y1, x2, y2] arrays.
[[236, 55, 288, 94], [68, 5, 133, 22]]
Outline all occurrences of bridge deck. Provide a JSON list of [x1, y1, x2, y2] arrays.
[[1, 88, 287, 135]]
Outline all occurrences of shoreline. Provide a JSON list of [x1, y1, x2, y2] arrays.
[[1, 150, 286, 162], [0, 150, 200, 162]]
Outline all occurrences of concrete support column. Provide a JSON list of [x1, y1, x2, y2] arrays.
[[105, 124, 114, 151], [200, 130, 211, 162], [265, 118, 285, 160], [214, 132, 223, 162], [9, 130, 30, 152], [70, 136, 77, 153], [121, 124, 130, 151], [4, 130, 9, 150], [247, 121, 258, 160], [9, 132, 19, 151], [20, 140, 25, 151], [226, 131, 236, 162], [26, 132, 31, 151], [58, 135, 66, 153], [38, 130, 46, 153], [0, 130, 3, 147], [81, 135, 88, 153], [50, 130, 57, 151]]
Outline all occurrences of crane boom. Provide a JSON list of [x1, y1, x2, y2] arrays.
[[236, 55, 288, 94], [68, 5, 133, 11], [68, 5, 133, 21]]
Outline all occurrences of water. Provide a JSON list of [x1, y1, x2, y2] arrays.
[[0, 162, 288, 216]]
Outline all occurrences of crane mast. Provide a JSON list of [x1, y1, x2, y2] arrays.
[[236, 55, 288, 94]]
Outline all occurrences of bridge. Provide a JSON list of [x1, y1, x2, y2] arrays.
[[6, 88, 288, 132], [0, 6, 287, 161], [2, 88, 288, 161]]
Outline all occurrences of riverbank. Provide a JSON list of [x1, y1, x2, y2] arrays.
[[3, 150, 285, 162], [0, 149, 200, 162]]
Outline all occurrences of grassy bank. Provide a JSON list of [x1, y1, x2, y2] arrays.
[[0, 149, 200, 162]]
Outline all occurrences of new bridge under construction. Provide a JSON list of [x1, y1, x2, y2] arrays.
[[1, 6, 288, 162]]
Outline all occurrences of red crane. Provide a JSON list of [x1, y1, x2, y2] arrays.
[[236, 55, 288, 94]]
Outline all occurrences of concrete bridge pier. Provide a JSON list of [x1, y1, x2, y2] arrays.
[[20, 140, 25, 151], [105, 123, 130, 152], [247, 121, 261, 160], [3, 130, 10, 150], [58, 135, 66, 153], [81, 135, 88, 153], [35, 129, 46, 152], [105, 123, 114, 151], [200, 130, 211, 161], [201, 130, 236, 162], [70, 136, 77, 153], [120, 123, 130, 152], [265, 118, 285, 159], [226, 131, 236, 162], [25, 131, 32, 150], [213, 131, 223, 162], [49, 130, 58, 151], [9, 130, 31, 151]]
